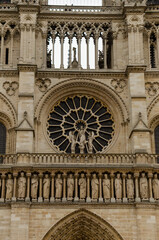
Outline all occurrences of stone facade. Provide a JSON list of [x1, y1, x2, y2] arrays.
[[0, 0, 159, 239]]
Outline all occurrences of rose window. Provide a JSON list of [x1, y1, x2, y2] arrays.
[[46, 95, 115, 153]]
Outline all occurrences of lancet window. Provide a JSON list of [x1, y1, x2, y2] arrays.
[[0, 122, 6, 155], [150, 32, 157, 68], [46, 22, 112, 70], [155, 125, 159, 155]]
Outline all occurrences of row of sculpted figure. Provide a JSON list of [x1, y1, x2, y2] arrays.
[[0, 171, 159, 202]]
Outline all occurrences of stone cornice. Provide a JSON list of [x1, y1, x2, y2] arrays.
[[126, 65, 147, 74], [18, 64, 37, 73], [37, 70, 126, 79]]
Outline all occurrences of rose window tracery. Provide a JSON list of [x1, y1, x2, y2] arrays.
[[46, 95, 115, 153]]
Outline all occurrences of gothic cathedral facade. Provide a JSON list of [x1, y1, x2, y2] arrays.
[[0, 0, 159, 239]]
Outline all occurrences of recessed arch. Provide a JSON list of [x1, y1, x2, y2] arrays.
[[41, 209, 124, 240], [34, 78, 129, 153]]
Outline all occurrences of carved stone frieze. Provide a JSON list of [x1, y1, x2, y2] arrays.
[[111, 79, 126, 93], [35, 78, 51, 92], [3, 81, 19, 96]]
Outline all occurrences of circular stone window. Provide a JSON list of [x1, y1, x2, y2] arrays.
[[46, 95, 115, 154]]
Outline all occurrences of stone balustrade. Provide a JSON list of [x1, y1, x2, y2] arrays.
[[0, 169, 159, 203], [41, 6, 123, 14], [1, 153, 159, 165]]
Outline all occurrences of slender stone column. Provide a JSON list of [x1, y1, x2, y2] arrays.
[[134, 172, 141, 202], [0, 174, 6, 202], [113, 32, 118, 69], [148, 172, 154, 202], [12, 172, 18, 202], [77, 34, 82, 69], [42, 33, 47, 68], [60, 35, 64, 69], [110, 172, 115, 202], [50, 172, 55, 202], [95, 33, 99, 70], [86, 173, 91, 202], [69, 35, 72, 68], [25, 173, 31, 202], [52, 34, 55, 69], [147, 32, 151, 69], [32, 24, 36, 63], [99, 173, 103, 203], [38, 173, 43, 202], [10, 32, 13, 67], [74, 173, 79, 202], [103, 35, 107, 69], [86, 36, 90, 69], [0, 34, 4, 68], [122, 173, 127, 203], [62, 173, 67, 202]]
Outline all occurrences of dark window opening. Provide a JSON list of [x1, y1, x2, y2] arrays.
[[0, 122, 6, 158], [5, 48, 9, 65], [154, 125, 159, 163], [150, 33, 156, 68]]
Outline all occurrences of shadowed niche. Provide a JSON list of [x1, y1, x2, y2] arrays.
[[42, 209, 124, 240]]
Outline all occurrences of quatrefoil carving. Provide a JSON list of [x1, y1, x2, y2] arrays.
[[3, 81, 19, 96], [35, 78, 51, 92], [111, 79, 126, 93]]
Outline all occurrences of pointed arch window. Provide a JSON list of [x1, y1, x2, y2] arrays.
[[150, 32, 157, 68], [0, 122, 6, 155]]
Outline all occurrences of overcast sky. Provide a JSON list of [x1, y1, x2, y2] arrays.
[[48, 0, 102, 6]]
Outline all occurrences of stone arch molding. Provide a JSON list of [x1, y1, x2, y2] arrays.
[[0, 92, 17, 127], [42, 209, 124, 240], [35, 78, 129, 123]]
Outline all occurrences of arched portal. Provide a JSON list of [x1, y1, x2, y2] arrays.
[[42, 209, 124, 240]]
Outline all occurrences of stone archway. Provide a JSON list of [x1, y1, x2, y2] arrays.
[[42, 209, 124, 240]]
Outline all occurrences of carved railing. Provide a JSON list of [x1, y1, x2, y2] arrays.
[[0, 153, 159, 165], [41, 5, 123, 14], [0, 3, 17, 10]]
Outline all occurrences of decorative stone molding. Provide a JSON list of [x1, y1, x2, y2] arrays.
[[111, 79, 126, 93], [3, 81, 19, 96], [145, 82, 159, 97], [35, 78, 51, 92]]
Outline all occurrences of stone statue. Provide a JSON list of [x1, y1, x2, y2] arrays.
[[140, 172, 148, 199], [88, 131, 94, 154], [126, 174, 134, 199], [55, 174, 63, 199], [69, 131, 76, 154], [115, 173, 122, 200], [31, 174, 38, 200], [91, 173, 99, 200], [103, 174, 110, 199], [67, 173, 74, 200], [153, 174, 159, 200], [77, 126, 86, 154], [79, 173, 86, 200], [6, 174, 13, 200], [18, 172, 26, 200], [43, 174, 50, 200]]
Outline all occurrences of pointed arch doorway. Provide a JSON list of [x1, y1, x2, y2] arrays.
[[42, 209, 124, 240]]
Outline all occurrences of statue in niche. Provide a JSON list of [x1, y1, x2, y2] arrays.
[[55, 174, 63, 199], [103, 174, 110, 200], [67, 173, 74, 200], [153, 174, 159, 200], [115, 173, 122, 200], [31, 174, 38, 200], [88, 131, 95, 154], [91, 173, 99, 200], [69, 131, 76, 154], [6, 174, 13, 200], [126, 174, 134, 200], [18, 172, 26, 200], [79, 173, 86, 200], [140, 172, 148, 199], [77, 126, 86, 154], [43, 174, 50, 200]]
